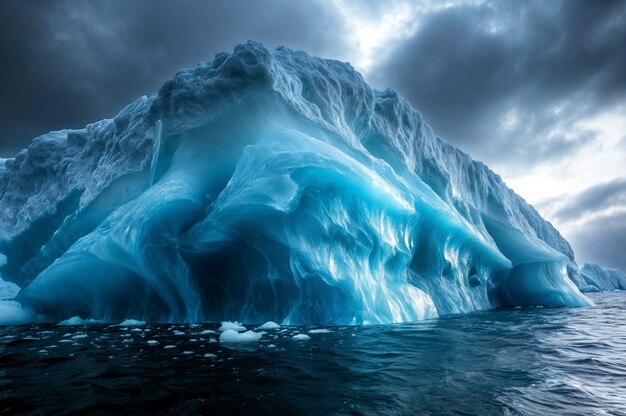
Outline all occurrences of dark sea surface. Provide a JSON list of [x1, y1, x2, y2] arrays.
[[1, 292, 625, 415]]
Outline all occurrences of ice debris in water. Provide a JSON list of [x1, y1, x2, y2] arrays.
[[118, 319, 146, 326], [147, 340, 159, 346], [58, 316, 104, 325], [219, 329, 262, 343], [292, 334, 311, 341], [219, 321, 246, 332], [308, 329, 332, 334], [0, 41, 594, 326], [257, 321, 281, 330]]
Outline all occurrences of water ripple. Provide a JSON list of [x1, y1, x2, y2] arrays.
[[1, 292, 625, 415]]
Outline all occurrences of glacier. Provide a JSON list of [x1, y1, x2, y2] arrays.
[[579, 263, 626, 292], [0, 41, 592, 325]]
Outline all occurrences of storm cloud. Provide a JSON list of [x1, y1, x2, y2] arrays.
[[371, 0, 626, 270], [552, 178, 626, 223], [376, 0, 626, 170], [0, 0, 624, 271], [0, 0, 348, 155]]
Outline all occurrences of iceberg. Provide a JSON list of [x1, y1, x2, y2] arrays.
[[579, 263, 626, 292], [0, 41, 591, 325]]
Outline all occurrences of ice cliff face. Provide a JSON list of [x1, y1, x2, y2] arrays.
[[579, 263, 626, 292], [0, 41, 590, 324]]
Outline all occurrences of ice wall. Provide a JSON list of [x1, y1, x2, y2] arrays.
[[579, 263, 626, 292], [0, 41, 590, 324]]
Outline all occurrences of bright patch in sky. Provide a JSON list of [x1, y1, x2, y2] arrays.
[[504, 105, 626, 257], [329, 0, 625, 267], [330, 0, 420, 72]]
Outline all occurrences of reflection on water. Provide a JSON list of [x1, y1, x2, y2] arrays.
[[1, 292, 625, 415]]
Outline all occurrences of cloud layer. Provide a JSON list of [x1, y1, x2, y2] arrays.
[[373, 0, 626, 270], [0, 0, 624, 270], [376, 0, 625, 171], [0, 0, 347, 154]]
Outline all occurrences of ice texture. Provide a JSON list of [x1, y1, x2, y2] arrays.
[[0, 279, 19, 301], [118, 319, 147, 326], [0, 41, 591, 325], [0, 255, 19, 301], [58, 316, 103, 325], [219, 321, 246, 332], [257, 321, 281, 330], [219, 329, 262, 343], [0, 300, 34, 325], [308, 329, 332, 334], [579, 263, 626, 292]]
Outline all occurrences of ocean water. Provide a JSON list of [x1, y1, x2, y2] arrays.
[[1, 292, 625, 415]]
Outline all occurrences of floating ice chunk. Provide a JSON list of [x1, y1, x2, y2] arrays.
[[257, 321, 281, 330], [198, 329, 216, 335], [219, 329, 262, 343], [147, 340, 159, 346], [118, 319, 146, 327], [164, 345, 176, 349], [172, 330, 185, 336], [71, 334, 88, 339], [292, 334, 311, 341], [204, 353, 217, 358], [58, 316, 103, 325], [308, 329, 332, 334], [0, 300, 35, 325], [219, 321, 246, 332]]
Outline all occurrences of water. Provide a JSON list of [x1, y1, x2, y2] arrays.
[[1, 292, 625, 415]]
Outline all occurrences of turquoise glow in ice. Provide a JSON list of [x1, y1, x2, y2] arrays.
[[0, 41, 590, 324]]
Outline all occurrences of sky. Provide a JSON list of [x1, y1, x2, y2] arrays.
[[0, 0, 624, 271]]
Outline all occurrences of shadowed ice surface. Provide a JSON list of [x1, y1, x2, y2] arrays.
[[1, 292, 624, 415]]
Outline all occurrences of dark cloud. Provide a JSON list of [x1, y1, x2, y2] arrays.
[[545, 178, 626, 270], [568, 211, 626, 271], [0, 0, 347, 155], [553, 178, 626, 222], [374, 0, 626, 170], [1, 0, 624, 272]]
